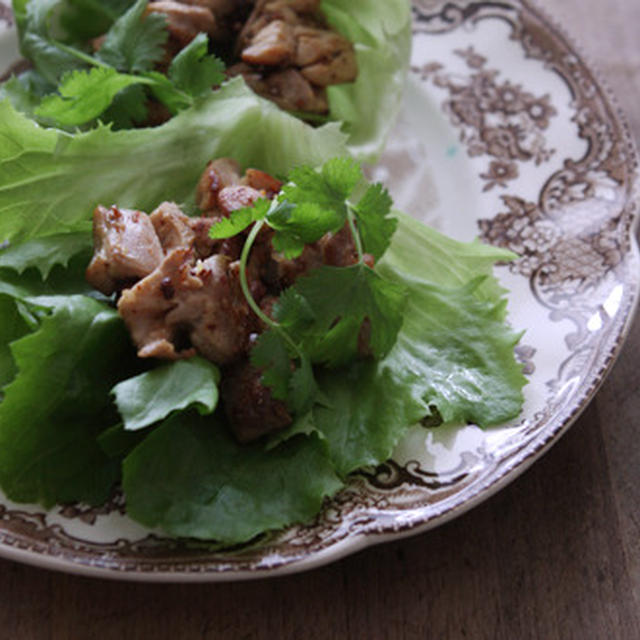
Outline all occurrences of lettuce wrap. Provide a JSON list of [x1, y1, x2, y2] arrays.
[[0, 156, 526, 543], [3, 0, 412, 160]]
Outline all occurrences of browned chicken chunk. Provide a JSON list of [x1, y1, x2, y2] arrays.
[[242, 20, 296, 66], [150, 201, 196, 252], [232, 0, 356, 113], [221, 359, 292, 442], [118, 249, 254, 364], [147, 1, 216, 47], [196, 157, 243, 212], [86, 205, 164, 296], [117, 248, 198, 360]]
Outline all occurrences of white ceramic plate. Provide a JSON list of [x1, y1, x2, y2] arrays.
[[0, 0, 638, 581]]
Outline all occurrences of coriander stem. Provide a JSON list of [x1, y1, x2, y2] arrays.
[[239, 220, 276, 330], [239, 220, 304, 358], [53, 41, 111, 68], [346, 203, 365, 264]]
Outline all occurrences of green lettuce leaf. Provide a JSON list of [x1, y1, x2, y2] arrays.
[[0, 295, 31, 396], [313, 360, 426, 476], [305, 214, 525, 475], [0, 231, 92, 278], [378, 213, 526, 426], [112, 358, 220, 431], [0, 296, 135, 506], [322, 0, 412, 159], [0, 248, 97, 307], [122, 413, 342, 543], [0, 81, 348, 243]]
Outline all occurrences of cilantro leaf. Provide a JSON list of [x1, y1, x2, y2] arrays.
[[288, 355, 318, 415], [283, 157, 362, 208], [147, 34, 225, 113], [276, 264, 407, 367], [34, 66, 153, 127], [17, 0, 88, 85], [96, 0, 168, 73], [112, 358, 221, 431], [267, 201, 343, 258], [208, 199, 270, 239], [321, 157, 363, 198], [168, 33, 225, 98], [251, 331, 318, 414], [354, 183, 397, 260], [101, 83, 149, 129], [250, 330, 292, 401]]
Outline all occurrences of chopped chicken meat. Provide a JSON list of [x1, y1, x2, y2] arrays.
[[86, 205, 164, 296], [221, 359, 292, 443], [231, 0, 356, 113], [117, 249, 254, 364], [150, 201, 196, 252], [147, 1, 217, 48], [217, 185, 263, 216], [196, 157, 243, 212], [241, 20, 296, 66]]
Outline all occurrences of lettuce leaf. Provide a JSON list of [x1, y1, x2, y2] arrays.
[[378, 214, 526, 427], [122, 413, 342, 543], [0, 295, 135, 506], [323, 0, 412, 159], [0, 295, 31, 396], [0, 195, 525, 542], [303, 215, 525, 476], [0, 231, 92, 278], [112, 358, 220, 432], [0, 82, 348, 243]]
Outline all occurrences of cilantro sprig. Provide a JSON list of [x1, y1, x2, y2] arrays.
[[16, 0, 225, 129], [209, 158, 407, 416]]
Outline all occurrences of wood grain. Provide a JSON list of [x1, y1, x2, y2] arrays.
[[1, 1, 639, 638]]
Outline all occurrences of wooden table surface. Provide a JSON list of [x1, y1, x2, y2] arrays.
[[2, 1, 639, 638]]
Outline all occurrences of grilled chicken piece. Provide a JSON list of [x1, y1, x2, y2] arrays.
[[118, 250, 254, 364], [232, 0, 356, 113], [147, 1, 216, 47], [295, 26, 358, 86], [241, 20, 296, 65], [221, 359, 292, 442], [167, 254, 255, 363], [244, 168, 283, 195], [217, 185, 263, 216], [196, 158, 243, 212], [264, 68, 329, 113], [86, 205, 164, 296], [150, 202, 196, 252], [116, 248, 197, 360]]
